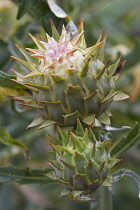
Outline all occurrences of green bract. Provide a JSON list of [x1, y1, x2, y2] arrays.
[[11, 19, 129, 129], [45, 119, 119, 201]]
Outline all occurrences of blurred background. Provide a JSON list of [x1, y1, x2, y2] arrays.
[[0, 0, 140, 209]]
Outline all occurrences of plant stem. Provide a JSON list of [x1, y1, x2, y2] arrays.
[[89, 187, 113, 210]]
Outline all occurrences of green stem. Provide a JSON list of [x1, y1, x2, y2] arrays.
[[89, 187, 113, 210]]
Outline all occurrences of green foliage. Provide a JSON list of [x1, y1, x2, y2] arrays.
[[0, 71, 28, 102], [0, 40, 10, 69], [92, 187, 113, 210], [0, 165, 54, 184], [112, 169, 140, 198], [0, 0, 139, 209], [0, 71, 17, 88], [11, 0, 75, 35], [0, 126, 27, 152], [111, 122, 140, 157]]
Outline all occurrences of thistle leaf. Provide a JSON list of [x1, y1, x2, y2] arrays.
[[26, 115, 44, 129], [113, 91, 129, 101], [0, 71, 24, 89], [93, 29, 104, 60], [14, 0, 68, 34], [97, 33, 108, 61], [50, 19, 60, 41], [107, 56, 122, 77], [77, 18, 87, 49], [63, 111, 80, 126], [111, 122, 140, 157], [16, 44, 38, 64], [82, 114, 95, 125], [102, 90, 118, 102], [73, 152, 88, 174], [0, 126, 27, 152], [37, 120, 56, 130], [0, 165, 54, 185], [98, 111, 111, 125], [0, 87, 28, 98], [70, 132, 85, 153], [57, 127, 69, 146], [112, 169, 140, 198], [11, 56, 37, 72], [75, 119, 84, 136], [85, 42, 103, 59], [65, 86, 85, 114]]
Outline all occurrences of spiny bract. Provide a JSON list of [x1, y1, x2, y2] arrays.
[[11, 19, 129, 129], [45, 119, 119, 201]]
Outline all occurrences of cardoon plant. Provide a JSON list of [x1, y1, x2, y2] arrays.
[[0, 0, 139, 208], [9, 20, 139, 202]]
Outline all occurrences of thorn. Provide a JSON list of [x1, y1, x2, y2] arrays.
[[66, 49, 78, 57], [101, 29, 105, 35], [37, 34, 42, 41], [113, 60, 126, 76], [43, 63, 55, 71], [50, 18, 55, 26], [11, 55, 17, 60], [78, 18, 84, 26], [117, 159, 123, 162], [118, 55, 123, 60], [49, 142, 53, 147], [42, 174, 47, 176], [68, 86, 73, 89], [15, 44, 21, 49], [106, 58, 111, 65], [104, 33, 108, 39], [28, 33, 34, 40]]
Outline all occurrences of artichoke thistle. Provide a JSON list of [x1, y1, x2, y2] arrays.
[[11, 19, 129, 129], [45, 119, 119, 201], [10, 20, 130, 202]]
